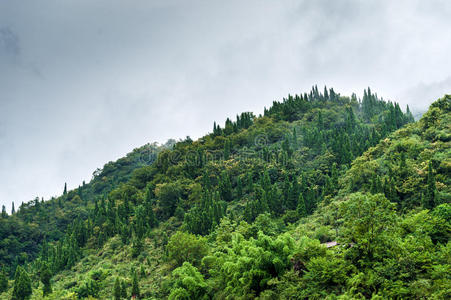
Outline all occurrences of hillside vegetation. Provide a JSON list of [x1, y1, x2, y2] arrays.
[[1, 88, 449, 299]]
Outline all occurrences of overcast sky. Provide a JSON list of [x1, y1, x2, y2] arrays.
[[0, 0, 450, 212]]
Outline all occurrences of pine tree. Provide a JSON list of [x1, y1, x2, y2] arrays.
[[63, 183, 67, 195], [296, 193, 306, 217], [399, 151, 407, 177], [292, 127, 298, 148], [131, 235, 143, 258], [0, 270, 8, 293], [40, 263, 52, 296], [140, 265, 146, 278], [12, 266, 32, 300], [11, 202, 15, 215], [224, 139, 231, 160], [262, 170, 271, 192], [236, 176, 243, 198], [1, 205, 6, 218], [121, 280, 128, 299], [131, 269, 140, 299], [287, 179, 300, 210], [424, 161, 437, 209], [317, 110, 324, 130], [219, 171, 232, 202], [114, 277, 121, 300]]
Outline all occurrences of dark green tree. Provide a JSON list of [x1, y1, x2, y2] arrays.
[[12, 266, 32, 300], [224, 138, 231, 160], [296, 193, 306, 217], [40, 263, 52, 296], [0, 270, 8, 293], [219, 171, 232, 202], [121, 280, 127, 299], [114, 277, 121, 300], [63, 183, 67, 195], [131, 269, 140, 299], [424, 161, 437, 209]]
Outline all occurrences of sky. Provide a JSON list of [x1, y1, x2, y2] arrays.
[[0, 0, 450, 212]]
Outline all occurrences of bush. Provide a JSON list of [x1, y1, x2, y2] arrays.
[[167, 232, 208, 267]]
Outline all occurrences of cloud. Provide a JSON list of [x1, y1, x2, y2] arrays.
[[0, 27, 20, 57], [398, 76, 451, 116]]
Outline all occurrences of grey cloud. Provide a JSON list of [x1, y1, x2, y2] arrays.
[[0, 27, 20, 57]]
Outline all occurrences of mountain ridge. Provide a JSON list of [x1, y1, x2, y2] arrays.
[[1, 88, 449, 300]]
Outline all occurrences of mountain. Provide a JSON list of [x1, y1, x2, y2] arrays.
[[0, 88, 449, 299]]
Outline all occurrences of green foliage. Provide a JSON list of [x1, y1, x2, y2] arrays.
[[113, 277, 121, 300], [340, 193, 397, 264], [12, 266, 32, 300], [168, 262, 209, 300], [204, 231, 295, 298], [76, 279, 99, 299], [131, 269, 140, 298], [167, 232, 208, 267], [40, 263, 52, 296], [4, 88, 447, 299], [0, 269, 8, 293], [155, 182, 182, 219]]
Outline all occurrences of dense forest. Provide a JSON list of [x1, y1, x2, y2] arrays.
[[0, 87, 449, 299]]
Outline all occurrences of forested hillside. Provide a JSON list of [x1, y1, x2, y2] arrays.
[[1, 87, 449, 299], [0, 142, 171, 276]]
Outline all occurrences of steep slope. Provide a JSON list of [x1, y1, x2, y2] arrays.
[[0, 87, 419, 299]]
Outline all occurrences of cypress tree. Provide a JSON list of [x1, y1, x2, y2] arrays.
[[114, 277, 121, 300], [399, 151, 407, 177], [236, 176, 243, 198], [0, 270, 8, 293], [40, 263, 52, 296], [63, 183, 67, 195], [296, 193, 306, 217], [219, 171, 232, 202], [424, 161, 437, 209], [1, 205, 6, 218], [224, 139, 231, 160], [131, 269, 140, 299], [121, 280, 127, 299], [140, 265, 146, 278], [247, 172, 254, 192], [11, 202, 15, 215], [12, 266, 32, 300]]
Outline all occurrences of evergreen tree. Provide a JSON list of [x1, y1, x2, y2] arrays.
[[292, 127, 298, 148], [114, 277, 121, 300], [424, 161, 437, 209], [11, 202, 15, 215], [0, 270, 8, 293], [121, 280, 127, 299], [219, 171, 232, 202], [131, 269, 140, 299], [63, 183, 67, 195], [140, 265, 146, 278], [1, 205, 6, 218], [224, 139, 231, 160], [12, 266, 32, 300], [40, 263, 52, 296], [399, 151, 407, 177], [296, 193, 306, 217], [131, 235, 143, 258], [236, 176, 243, 198]]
